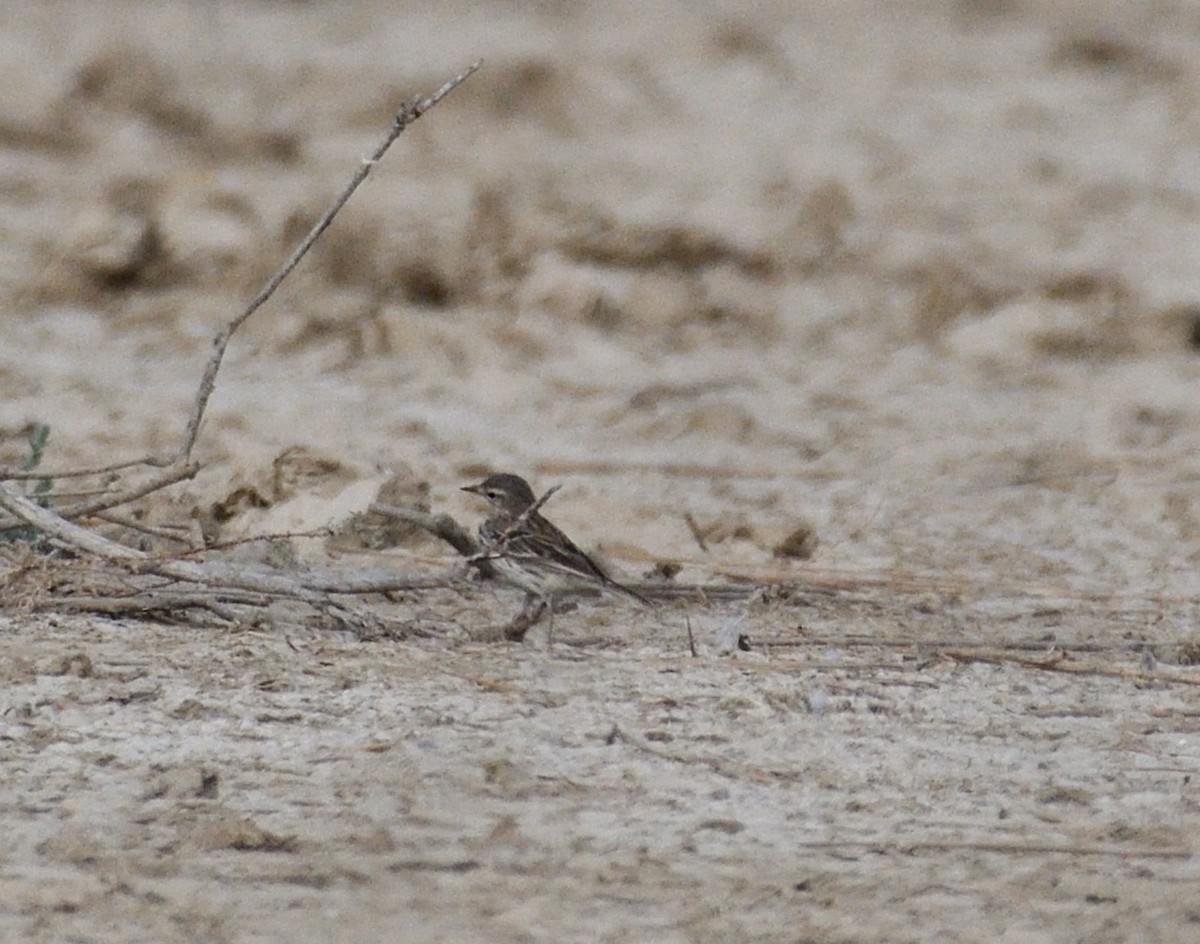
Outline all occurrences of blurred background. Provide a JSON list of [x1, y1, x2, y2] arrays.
[[2, 0, 1200, 598]]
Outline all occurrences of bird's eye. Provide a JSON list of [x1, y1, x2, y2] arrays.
[[487, 490, 500, 498]]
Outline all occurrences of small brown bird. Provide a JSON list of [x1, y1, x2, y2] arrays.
[[462, 473, 650, 620]]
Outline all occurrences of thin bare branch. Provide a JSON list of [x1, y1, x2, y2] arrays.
[[157, 60, 481, 468], [174, 527, 333, 557], [0, 463, 199, 533], [1, 60, 481, 494], [92, 511, 193, 544], [757, 633, 1147, 655], [0, 481, 143, 560], [60, 462, 200, 520], [524, 484, 562, 518], [0, 456, 156, 481], [36, 591, 270, 614], [0, 482, 462, 603], [944, 649, 1200, 687], [788, 839, 1190, 860], [370, 503, 480, 559]]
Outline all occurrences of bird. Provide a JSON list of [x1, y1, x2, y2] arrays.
[[461, 473, 650, 628]]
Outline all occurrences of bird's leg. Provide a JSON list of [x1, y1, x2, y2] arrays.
[[504, 593, 548, 642]]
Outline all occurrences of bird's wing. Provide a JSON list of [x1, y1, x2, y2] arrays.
[[514, 516, 651, 604], [481, 513, 650, 604], [506, 515, 612, 583]]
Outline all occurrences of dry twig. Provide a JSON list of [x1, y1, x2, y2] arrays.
[[370, 502, 482, 561], [0, 482, 462, 627], [944, 649, 1200, 687], [1, 61, 480, 487], [160, 60, 481, 470], [0, 61, 480, 539], [789, 839, 1190, 860], [0, 63, 481, 625]]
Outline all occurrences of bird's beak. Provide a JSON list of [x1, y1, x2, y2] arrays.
[[461, 483, 483, 496]]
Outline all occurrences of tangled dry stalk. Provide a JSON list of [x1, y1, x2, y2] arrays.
[[0, 63, 485, 633]]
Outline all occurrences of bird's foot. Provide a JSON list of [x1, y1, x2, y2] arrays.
[[504, 596, 549, 642]]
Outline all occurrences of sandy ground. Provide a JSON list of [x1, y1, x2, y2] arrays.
[[2, 0, 1200, 941]]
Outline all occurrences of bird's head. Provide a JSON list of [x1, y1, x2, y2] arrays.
[[462, 473, 537, 512]]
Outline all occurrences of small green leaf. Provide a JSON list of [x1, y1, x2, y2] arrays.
[[20, 424, 51, 472]]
